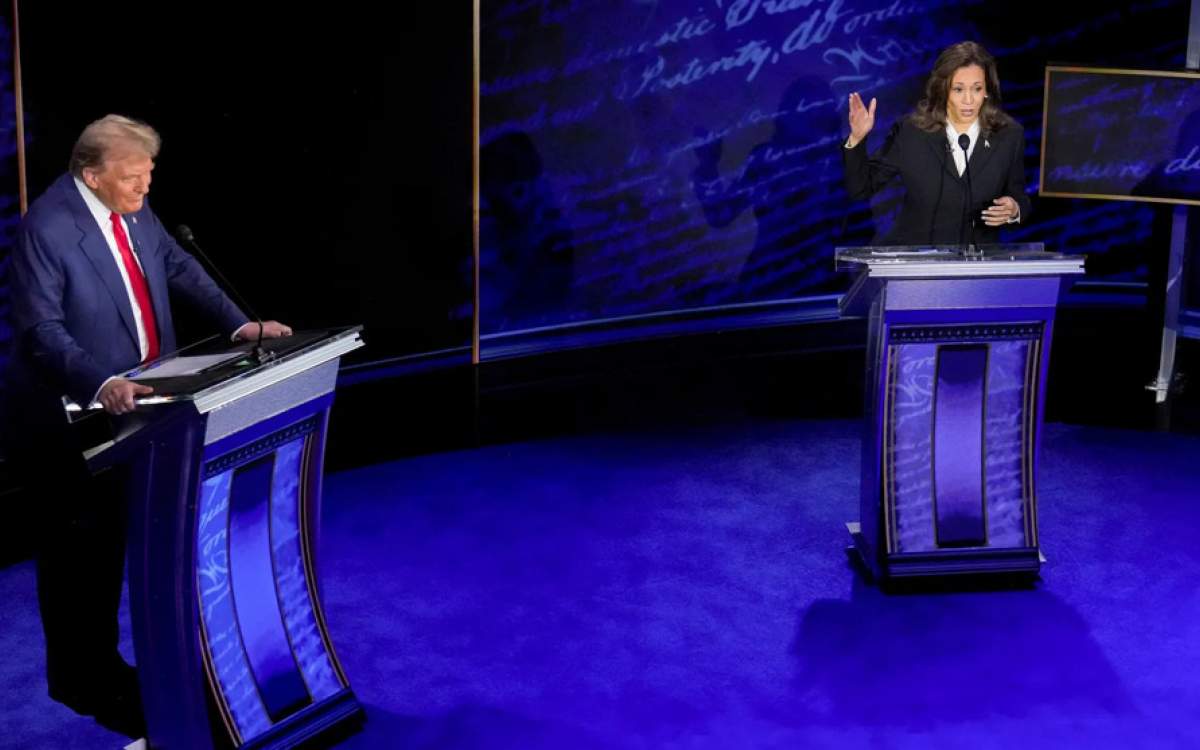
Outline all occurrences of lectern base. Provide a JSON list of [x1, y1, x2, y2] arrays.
[[846, 522, 1044, 583]]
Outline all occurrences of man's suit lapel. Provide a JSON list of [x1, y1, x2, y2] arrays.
[[60, 177, 141, 351]]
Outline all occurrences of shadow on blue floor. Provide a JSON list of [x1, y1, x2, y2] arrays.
[[2, 419, 1198, 748], [793, 580, 1133, 728]]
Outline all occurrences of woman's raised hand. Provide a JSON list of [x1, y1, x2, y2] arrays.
[[847, 92, 876, 148]]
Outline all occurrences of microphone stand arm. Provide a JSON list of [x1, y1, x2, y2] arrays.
[[175, 226, 274, 363]]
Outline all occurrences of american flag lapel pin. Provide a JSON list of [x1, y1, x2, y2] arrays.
[[131, 216, 138, 224]]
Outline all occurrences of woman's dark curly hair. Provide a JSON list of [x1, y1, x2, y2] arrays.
[[910, 41, 1015, 134]]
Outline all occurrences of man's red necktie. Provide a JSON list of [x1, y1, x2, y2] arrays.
[[109, 211, 160, 362]]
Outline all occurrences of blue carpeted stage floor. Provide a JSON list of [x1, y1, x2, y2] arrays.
[[2, 418, 1199, 748]]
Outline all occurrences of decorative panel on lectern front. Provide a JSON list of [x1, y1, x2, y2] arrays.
[[883, 324, 1041, 555], [196, 413, 349, 746]]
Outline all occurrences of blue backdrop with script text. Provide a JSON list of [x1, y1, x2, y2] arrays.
[[479, 0, 1191, 334]]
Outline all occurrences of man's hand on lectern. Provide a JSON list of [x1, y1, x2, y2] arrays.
[[234, 321, 294, 341], [99, 378, 154, 415]]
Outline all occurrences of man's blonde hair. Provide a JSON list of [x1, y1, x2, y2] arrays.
[[69, 114, 161, 176]]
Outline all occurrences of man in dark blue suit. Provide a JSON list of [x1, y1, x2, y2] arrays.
[[5, 114, 291, 737]]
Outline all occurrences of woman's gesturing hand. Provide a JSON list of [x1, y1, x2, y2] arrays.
[[847, 92, 876, 148], [981, 196, 1020, 226]]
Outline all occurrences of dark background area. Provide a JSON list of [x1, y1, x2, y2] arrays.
[[0, 2, 476, 560], [14, 2, 474, 361]]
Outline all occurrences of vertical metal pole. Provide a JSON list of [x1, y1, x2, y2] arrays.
[[472, 0, 482, 445], [472, 0, 481, 368], [1152, 211, 1189, 403], [12, 0, 26, 215], [1149, 0, 1200, 404]]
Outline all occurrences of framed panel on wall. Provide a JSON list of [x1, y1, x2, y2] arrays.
[[1041, 64, 1200, 331], [1041, 66, 1200, 206]]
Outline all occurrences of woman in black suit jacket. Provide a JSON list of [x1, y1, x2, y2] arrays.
[[842, 41, 1031, 246]]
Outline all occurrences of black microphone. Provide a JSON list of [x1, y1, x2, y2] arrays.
[[175, 225, 273, 363], [957, 133, 976, 254]]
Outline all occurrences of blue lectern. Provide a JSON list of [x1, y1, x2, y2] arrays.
[[79, 327, 365, 749], [837, 246, 1083, 580]]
